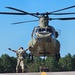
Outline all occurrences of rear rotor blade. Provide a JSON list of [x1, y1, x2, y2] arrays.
[[12, 20, 39, 24], [50, 12, 75, 15], [49, 17, 75, 20]]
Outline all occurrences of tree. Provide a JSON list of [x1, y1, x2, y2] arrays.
[[71, 55, 75, 70], [0, 53, 75, 72], [46, 57, 59, 71], [0, 58, 4, 72], [27, 56, 43, 72], [59, 53, 73, 71], [1, 54, 16, 73]]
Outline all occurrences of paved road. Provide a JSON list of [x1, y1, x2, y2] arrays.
[[0, 71, 75, 75]]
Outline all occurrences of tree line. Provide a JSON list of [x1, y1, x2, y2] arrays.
[[0, 53, 75, 73]]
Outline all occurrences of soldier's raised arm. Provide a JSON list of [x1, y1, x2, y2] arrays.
[[8, 48, 17, 53]]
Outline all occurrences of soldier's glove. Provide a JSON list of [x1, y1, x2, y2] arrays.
[[8, 48, 11, 50]]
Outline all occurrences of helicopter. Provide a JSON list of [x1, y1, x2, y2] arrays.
[[28, 15, 60, 61], [0, 5, 75, 62]]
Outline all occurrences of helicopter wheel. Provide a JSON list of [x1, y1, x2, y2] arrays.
[[55, 53, 60, 62]]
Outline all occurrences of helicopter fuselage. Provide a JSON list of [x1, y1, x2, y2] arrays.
[[28, 15, 60, 57], [28, 26, 60, 57]]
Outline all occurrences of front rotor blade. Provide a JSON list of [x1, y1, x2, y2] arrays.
[[6, 7, 27, 13], [0, 12, 25, 15], [6, 7, 39, 18], [12, 20, 39, 24], [49, 17, 75, 20], [49, 5, 75, 14]]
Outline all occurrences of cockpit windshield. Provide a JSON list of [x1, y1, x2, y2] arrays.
[[35, 27, 52, 33], [32, 26, 56, 39]]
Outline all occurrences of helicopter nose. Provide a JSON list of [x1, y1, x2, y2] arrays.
[[36, 32, 52, 38]]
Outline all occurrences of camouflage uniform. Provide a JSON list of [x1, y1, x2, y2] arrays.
[[8, 47, 25, 73]]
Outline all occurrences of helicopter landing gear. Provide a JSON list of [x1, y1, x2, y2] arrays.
[[29, 54, 33, 62], [39, 50, 50, 72], [55, 53, 60, 62]]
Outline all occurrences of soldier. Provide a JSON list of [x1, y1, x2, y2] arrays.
[[8, 47, 27, 73]]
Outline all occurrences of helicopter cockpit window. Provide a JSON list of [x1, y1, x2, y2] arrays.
[[35, 27, 52, 33], [47, 28, 52, 32], [35, 28, 41, 32], [41, 28, 45, 32]]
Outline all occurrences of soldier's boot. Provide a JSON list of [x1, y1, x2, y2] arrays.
[[22, 69, 25, 73], [16, 70, 18, 73]]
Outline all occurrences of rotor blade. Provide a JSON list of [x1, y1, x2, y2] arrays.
[[6, 7, 27, 13], [49, 17, 75, 20], [49, 5, 75, 14], [6, 7, 39, 18], [0, 12, 25, 15], [12, 20, 39, 24], [50, 12, 75, 15]]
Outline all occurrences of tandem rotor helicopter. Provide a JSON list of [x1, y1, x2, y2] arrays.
[[0, 5, 75, 61]]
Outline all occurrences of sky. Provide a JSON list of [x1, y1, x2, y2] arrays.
[[0, 0, 75, 57]]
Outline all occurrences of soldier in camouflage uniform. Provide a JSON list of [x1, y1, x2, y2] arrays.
[[8, 47, 26, 73]]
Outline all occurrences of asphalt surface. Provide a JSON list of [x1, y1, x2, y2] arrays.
[[0, 71, 75, 75]]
